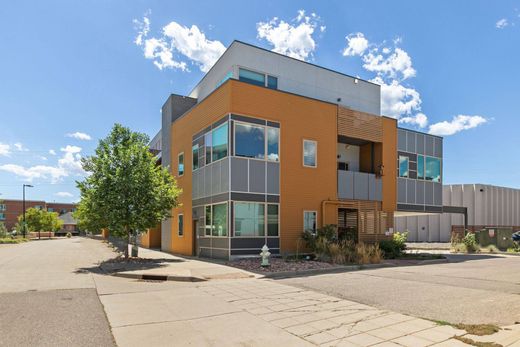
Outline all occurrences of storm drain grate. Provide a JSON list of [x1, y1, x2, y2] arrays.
[[141, 274, 168, 281]]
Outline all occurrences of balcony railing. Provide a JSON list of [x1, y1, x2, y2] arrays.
[[338, 170, 382, 201]]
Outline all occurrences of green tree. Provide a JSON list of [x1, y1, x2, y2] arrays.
[[0, 222, 8, 238], [76, 124, 181, 258], [18, 208, 63, 239]]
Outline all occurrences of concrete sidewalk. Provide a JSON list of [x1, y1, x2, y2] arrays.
[[107, 246, 257, 281]]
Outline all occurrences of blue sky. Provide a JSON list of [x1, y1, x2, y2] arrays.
[[0, 0, 518, 202]]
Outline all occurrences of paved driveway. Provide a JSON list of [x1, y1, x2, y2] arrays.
[[280, 254, 520, 326], [0, 238, 117, 347]]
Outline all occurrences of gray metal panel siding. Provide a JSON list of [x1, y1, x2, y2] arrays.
[[398, 178, 407, 203], [416, 133, 425, 155], [398, 129, 407, 152], [434, 137, 443, 158], [406, 131, 416, 153], [204, 166, 212, 197], [231, 238, 267, 249], [407, 179, 415, 204], [425, 136, 434, 156], [249, 160, 266, 193], [425, 181, 434, 205], [266, 162, 280, 195], [353, 172, 369, 200], [221, 158, 229, 192], [416, 181, 425, 205], [230, 157, 248, 192], [212, 238, 229, 249], [434, 183, 442, 206], [338, 170, 354, 199], [211, 161, 221, 195]]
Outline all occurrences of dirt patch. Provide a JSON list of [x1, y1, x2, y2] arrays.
[[454, 324, 501, 336], [454, 336, 502, 347]]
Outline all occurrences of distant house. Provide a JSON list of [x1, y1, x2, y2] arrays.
[[56, 212, 79, 236]]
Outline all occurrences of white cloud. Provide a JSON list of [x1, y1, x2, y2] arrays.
[[257, 10, 321, 61], [372, 77, 422, 119], [362, 47, 416, 80], [66, 132, 92, 141], [0, 145, 85, 183], [0, 143, 10, 156], [0, 164, 67, 183], [134, 12, 225, 73], [49, 149, 56, 155], [399, 113, 428, 128], [55, 191, 73, 198], [342, 33, 369, 57], [428, 115, 487, 136], [14, 142, 28, 151], [496, 18, 509, 29]]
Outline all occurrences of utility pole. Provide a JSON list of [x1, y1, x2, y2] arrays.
[[22, 184, 33, 238]]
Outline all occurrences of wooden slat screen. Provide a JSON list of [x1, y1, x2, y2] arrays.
[[338, 106, 383, 143]]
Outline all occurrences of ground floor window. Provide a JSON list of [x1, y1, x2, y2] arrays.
[[204, 203, 228, 237], [233, 202, 279, 237], [304, 211, 317, 234]]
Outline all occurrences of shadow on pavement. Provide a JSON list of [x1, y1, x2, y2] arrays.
[[74, 256, 185, 275]]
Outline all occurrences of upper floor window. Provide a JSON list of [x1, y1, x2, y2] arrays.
[[239, 68, 278, 90], [0, 204, 7, 211], [303, 140, 317, 167], [178, 153, 184, 176], [234, 121, 279, 162], [178, 214, 184, 236], [212, 123, 228, 162], [192, 144, 200, 171], [0, 213, 5, 220], [425, 157, 441, 182], [399, 155, 409, 178]]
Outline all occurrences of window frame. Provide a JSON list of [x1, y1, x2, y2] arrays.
[[178, 214, 184, 237], [211, 122, 229, 162], [238, 67, 278, 89], [192, 144, 199, 171], [303, 210, 318, 234], [233, 120, 280, 163], [178, 152, 184, 177], [303, 139, 318, 168], [232, 201, 280, 238], [425, 156, 442, 183], [203, 203, 228, 238]]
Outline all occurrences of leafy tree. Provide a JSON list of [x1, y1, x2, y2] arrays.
[[76, 124, 181, 258], [0, 222, 8, 238], [18, 208, 63, 239]]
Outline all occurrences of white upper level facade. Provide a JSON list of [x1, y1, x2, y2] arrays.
[[189, 41, 381, 115]]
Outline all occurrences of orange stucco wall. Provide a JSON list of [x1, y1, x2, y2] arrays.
[[140, 224, 162, 249], [381, 117, 397, 213]]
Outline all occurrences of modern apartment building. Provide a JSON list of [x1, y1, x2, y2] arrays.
[[0, 199, 77, 231], [149, 41, 444, 259]]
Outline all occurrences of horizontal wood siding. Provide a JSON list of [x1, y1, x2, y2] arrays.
[[338, 106, 383, 143]]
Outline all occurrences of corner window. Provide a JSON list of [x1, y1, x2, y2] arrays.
[[235, 123, 265, 159], [304, 211, 317, 234], [212, 123, 228, 161], [425, 157, 441, 182], [234, 202, 265, 237], [178, 153, 184, 176], [192, 144, 199, 171], [178, 214, 184, 236], [399, 155, 409, 178], [303, 140, 317, 167], [267, 128, 279, 162], [417, 155, 424, 179], [267, 204, 279, 236]]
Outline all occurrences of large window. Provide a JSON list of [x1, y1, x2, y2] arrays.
[[417, 155, 424, 179], [204, 133, 212, 165], [303, 140, 317, 167], [234, 122, 279, 161], [239, 68, 278, 90], [399, 155, 409, 178], [425, 157, 441, 182], [212, 123, 228, 161], [204, 203, 228, 237], [234, 203, 265, 237], [304, 211, 317, 233], [235, 123, 265, 159], [178, 214, 184, 236], [178, 153, 184, 176], [192, 144, 199, 171]]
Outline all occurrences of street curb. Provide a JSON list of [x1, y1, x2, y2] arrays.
[[111, 272, 207, 282], [261, 259, 449, 279]]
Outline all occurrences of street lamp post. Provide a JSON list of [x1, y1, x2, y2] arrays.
[[22, 184, 33, 238]]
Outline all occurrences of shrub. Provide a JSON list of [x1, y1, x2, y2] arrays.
[[66, 232, 72, 238], [0, 222, 8, 238], [355, 243, 382, 265], [462, 232, 479, 253], [483, 245, 499, 253], [378, 231, 408, 259]]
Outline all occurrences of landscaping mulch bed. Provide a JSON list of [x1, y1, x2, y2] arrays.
[[226, 257, 338, 273]]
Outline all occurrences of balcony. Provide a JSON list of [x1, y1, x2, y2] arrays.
[[338, 170, 382, 201]]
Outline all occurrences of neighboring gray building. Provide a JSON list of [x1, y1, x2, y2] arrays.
[[395, 184, 520, 242]]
